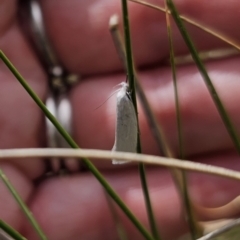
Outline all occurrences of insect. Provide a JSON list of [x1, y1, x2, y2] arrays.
[[112, 82, 138, 164]]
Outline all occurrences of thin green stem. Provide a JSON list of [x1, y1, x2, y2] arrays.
[[119, 3, 160, 238], [0, 50, 154, 240], [109, 15, 168, 157], [138, 164, 160, 240], [121, 0, 141, 155], [121, 0, 136, 102], [129, 0, 240, 52], [165, 4, 183, 160], [0, 220, 27, 240], [0, 169, 47, 240], [165, 4, 202, 239], [105, 193, 129, 240], [166, 0, 240, 155], [181, 174, 201, 239], [111, 18, 163, 239]]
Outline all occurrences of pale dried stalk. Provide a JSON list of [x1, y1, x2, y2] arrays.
[[1, 148, 240, 181], [197, 218, 240, 240], [129, 0, 240, 52]]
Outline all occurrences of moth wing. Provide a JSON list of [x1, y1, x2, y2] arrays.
[[112, 90, 138, 164]]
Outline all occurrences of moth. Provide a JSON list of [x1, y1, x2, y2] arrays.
[[112, 82, 138, 164]]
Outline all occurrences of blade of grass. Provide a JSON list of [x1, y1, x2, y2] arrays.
[[0, 170, 47, 240], [110, 13, 201, 239], [117, 3, 160, 237], [0, 220, 27, 240], [164, 2, 202, 239], [110, 12, 198, 240], [166, 0, 240, 155], [0, 229, 15, 240], [130, 0, 240, 227], [105, 193, 129, 240], [0, 50, 154, 240], [129, 0, 240, 52], [138, 163, 159, 240], [164, 3, 184, 160]]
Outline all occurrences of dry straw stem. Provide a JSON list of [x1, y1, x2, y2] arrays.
[[129, 0, 240, 52], [197, 218, 240, 240], [1, 148, 240, 181], [195, 196, 240, 220]]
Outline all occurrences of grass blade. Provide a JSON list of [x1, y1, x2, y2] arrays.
[[105, 193, 129, 240], [0, 50, 154, 240], [164, 0, 183, 161], [166, 0, 240, 155], [0, 169, 47, 240], [138, 164, 160, 240], [117, 3, 161, 237], [164, 2, 203, 239], [129, 0, 240, 52], [0, 220, 27, 240]]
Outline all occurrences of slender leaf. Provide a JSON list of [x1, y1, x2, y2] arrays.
[[0, 220, 27, 240], [0, 170, 47, 240], [166, 0, 240, 155], [0, 50, 154, 240], [118, 3, 161, 237]]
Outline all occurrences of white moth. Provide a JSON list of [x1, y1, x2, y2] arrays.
[[112, 82, 138, 164]]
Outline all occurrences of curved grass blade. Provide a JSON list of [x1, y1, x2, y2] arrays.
[[164, 2, 203, 238], [129, 0, 240, 52], [0, 50, 154, 240], [0, 170, 47, 240], [164, 3, 184, 160], [105, 193, 129, 240], [166, 0, 240, 155], [0, 220, 27, 240]]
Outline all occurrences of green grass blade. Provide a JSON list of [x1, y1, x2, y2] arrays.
[[0, 220, 27, 240], [111, 16, 164, 238], [138, 164, 160, 240], [164, 3, 202, 239], [165, 1, 183, 161], [129, 0, 240, 52], [120, 2, 160, 238], [121, 0, 136, 103], [181, 174, 200, 239], [0, 50, 154, 240], [166, 0, 240, 155], [105, 193, 129, 240], [0, 169, 47, 240]]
